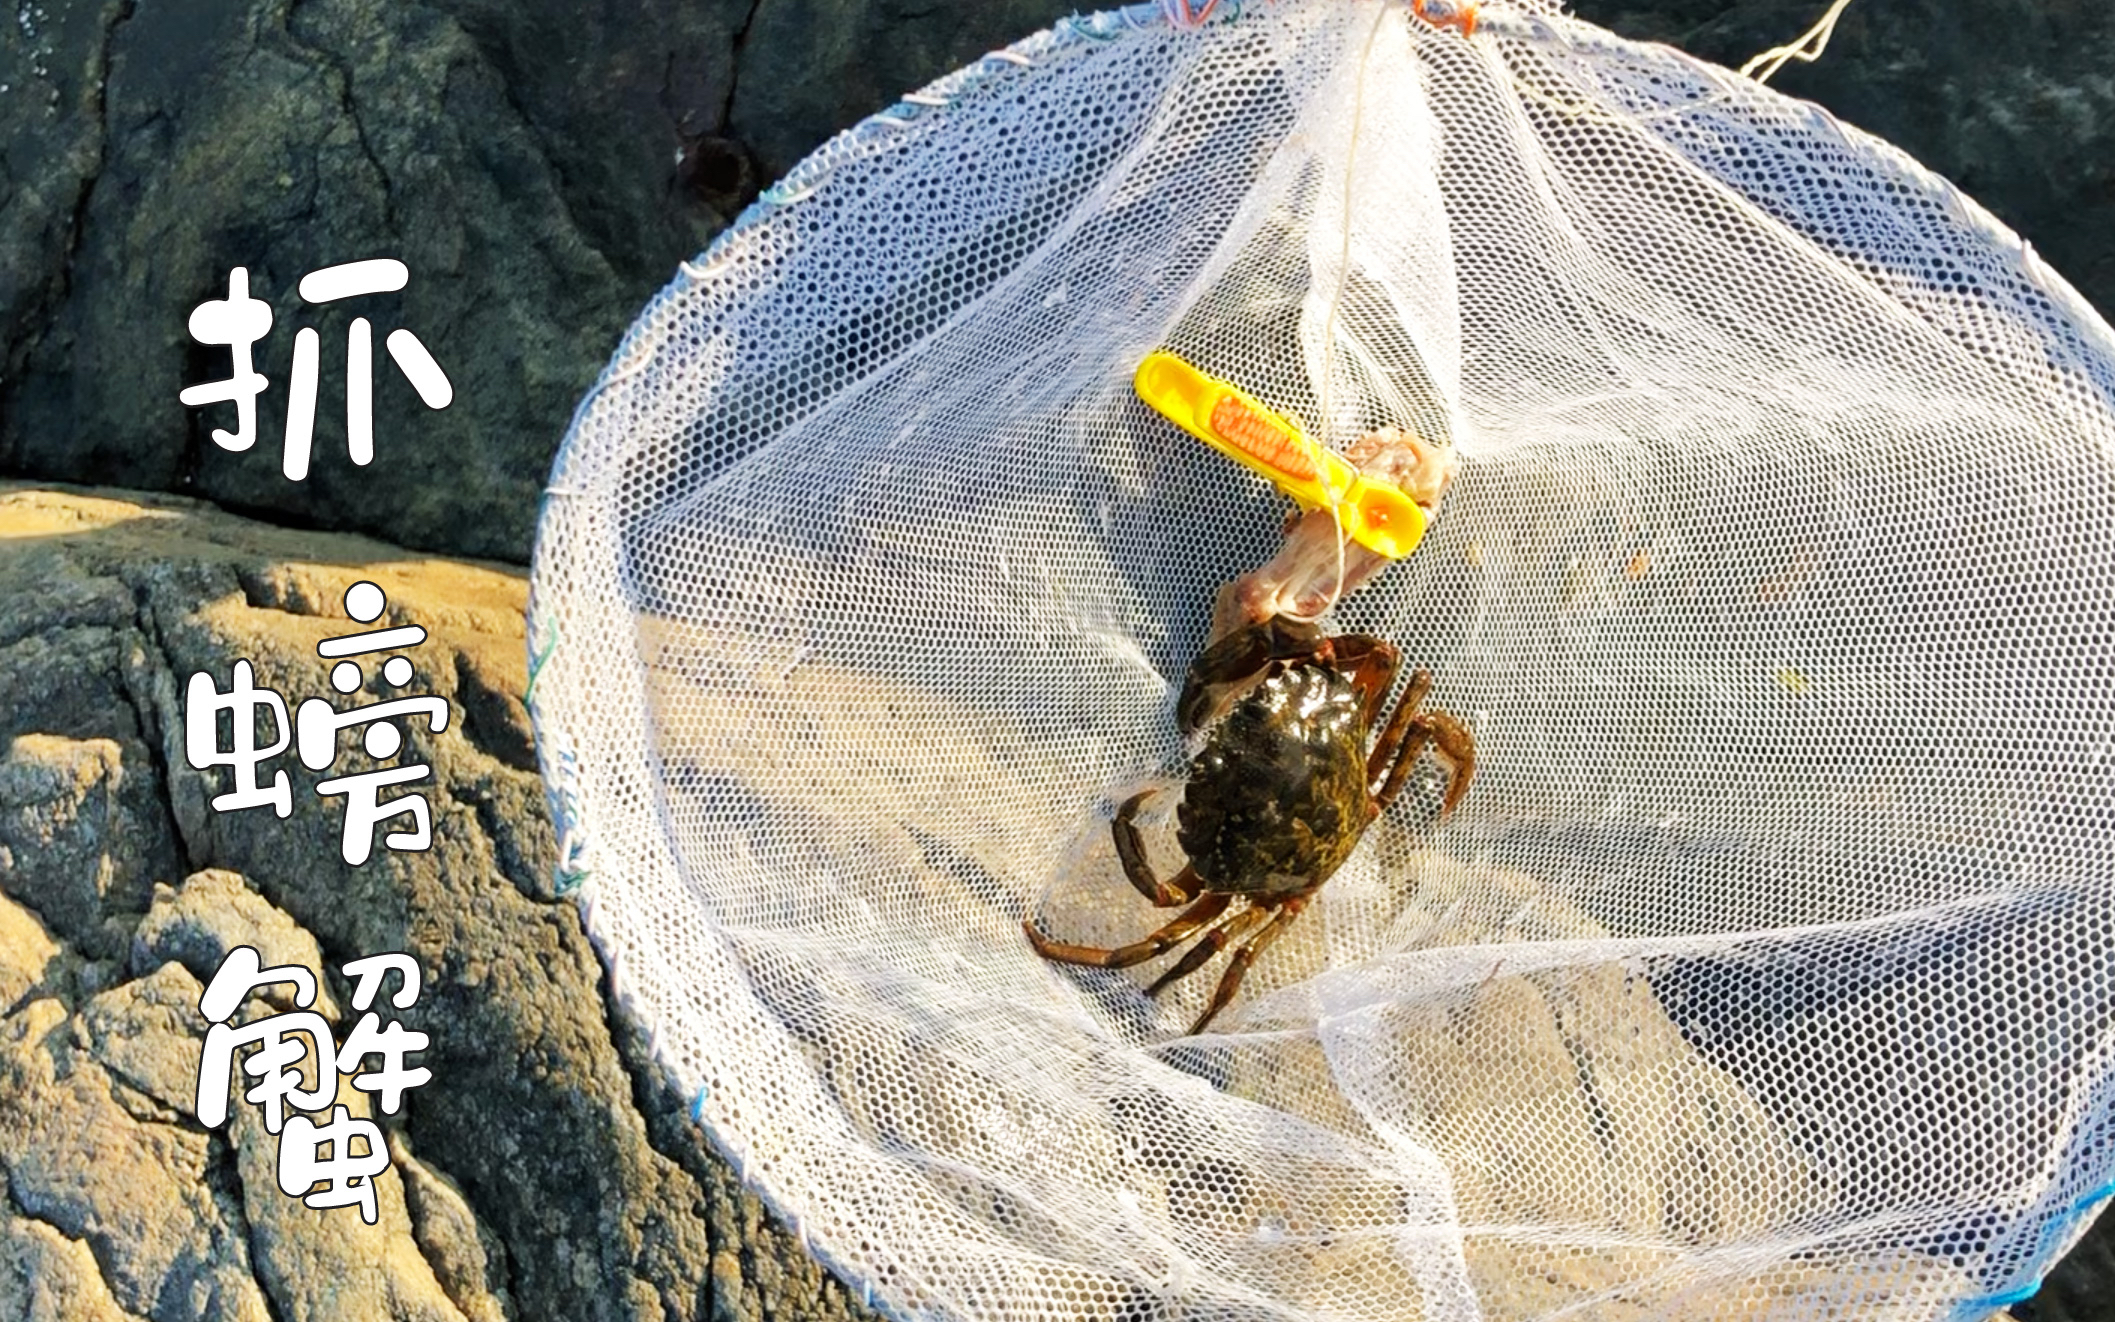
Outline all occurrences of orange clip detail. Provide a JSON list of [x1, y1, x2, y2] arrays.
[[1210, 395, 1322, 483], [1410, 0, 1478, 38]]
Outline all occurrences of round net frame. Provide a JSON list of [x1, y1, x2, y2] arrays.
[[528, 2, 2115, 1318]]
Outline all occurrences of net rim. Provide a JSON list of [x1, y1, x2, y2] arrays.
[[524, 2, 2115, 1315]]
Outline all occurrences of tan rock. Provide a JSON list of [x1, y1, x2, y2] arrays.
[[132, 870, 340, 1018], [389, 1132, 512, 1322], [228, 1083, 465, 1322], [0, 996, 270, 1321], [0, 484, 871, 1322], [75, 960, 211, 1116], [0, 893, 59, 1017], [0, 1213, 138, 1322], [0, 733, 181, 957]]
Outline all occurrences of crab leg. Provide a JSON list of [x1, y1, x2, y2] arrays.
[[1367, 667, 1435, 795], [1023, 892, 1230, 970], [1143, 902, 1271, 997], [1327, 633, 1402, 729], [1419, 711, 1477, 816], [1369, 667, 1476, 816], [1185, 896, 1308, 1036]]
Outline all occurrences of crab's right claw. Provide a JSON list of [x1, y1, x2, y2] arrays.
[[1178, 616, 1326, 735]]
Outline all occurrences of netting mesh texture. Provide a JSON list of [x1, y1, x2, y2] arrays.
[[527, 2, 2115, 1318]]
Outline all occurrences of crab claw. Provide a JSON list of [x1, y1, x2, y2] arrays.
[[1410, 0, 1479, 38]]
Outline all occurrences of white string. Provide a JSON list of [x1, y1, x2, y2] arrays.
[[1307, 0, 1393, 618], [1740, 0, 1856, 83]]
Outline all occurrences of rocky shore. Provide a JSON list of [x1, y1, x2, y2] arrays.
[[0, 484, 879, 1321], [2, 0, 2112, 1317]]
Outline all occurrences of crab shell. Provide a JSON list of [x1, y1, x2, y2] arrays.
[[1176, 663, 1375, 897]]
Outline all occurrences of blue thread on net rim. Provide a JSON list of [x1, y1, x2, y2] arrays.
[[552, 828, 590, 893], [531, 728, 593, 897], [524, 615, 559, 706], [1062, 10, 1124, 40], [1957, 1177, 2115, 1315]]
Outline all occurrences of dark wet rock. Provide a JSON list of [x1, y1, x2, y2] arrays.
[[0, 0, 1074, 562], [0, 0, 635, 563]]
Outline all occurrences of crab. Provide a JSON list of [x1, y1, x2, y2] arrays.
[[1024, 614, 1476, 1035]]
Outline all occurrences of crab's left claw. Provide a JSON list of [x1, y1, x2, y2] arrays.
[[1410, 0, 1479, 37]]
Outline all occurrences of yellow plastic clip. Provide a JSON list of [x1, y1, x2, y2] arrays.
[[1132, 350, 1428, 560]]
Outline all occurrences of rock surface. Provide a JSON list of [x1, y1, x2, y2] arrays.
[[0, 484, 876, 1321], [0, 0, 1075, 562], [3, 0, 2112, 1314]]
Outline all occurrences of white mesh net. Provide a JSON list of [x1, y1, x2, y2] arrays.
[[526, 2, 2115, 1317]]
